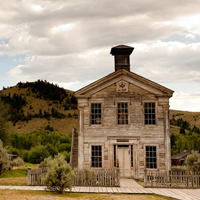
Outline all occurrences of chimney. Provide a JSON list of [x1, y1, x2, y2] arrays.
[[110, 45, 134, 72]]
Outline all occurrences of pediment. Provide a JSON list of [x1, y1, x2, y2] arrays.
[[75, 69, 174, 98]]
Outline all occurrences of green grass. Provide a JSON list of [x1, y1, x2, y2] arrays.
[[25, 162, 39, 169], [0, 167, 27, 178]]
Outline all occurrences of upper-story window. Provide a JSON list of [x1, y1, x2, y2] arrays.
[[144, 103, 156, 125], [91, 103, 101, 125], [117, 103, 128, 125]]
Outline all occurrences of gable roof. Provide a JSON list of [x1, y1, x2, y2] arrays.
[[75, 69, 174, 98]]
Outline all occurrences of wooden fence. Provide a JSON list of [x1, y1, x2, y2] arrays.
[[27, 167, 48, 186], [72, 169, 120, 186], [28, 168, 120, 187], [144, 170, 200, 188]]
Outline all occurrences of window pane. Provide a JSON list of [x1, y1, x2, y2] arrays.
[[146, 146, 157, 169], [91, 145, 102, 168], [144, 103, 156, 125], [118, 103, 128, 125], [91, 103, 102, 125]]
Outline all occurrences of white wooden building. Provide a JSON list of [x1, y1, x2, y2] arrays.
[[74, 45, 174, 179]]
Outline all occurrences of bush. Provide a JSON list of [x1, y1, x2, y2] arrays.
[[42, 153, 74, 193], [68, 113, 72, 118], [185, 151, 200, 172], [58, 143, 71, 152], [0, 140, 12, 176], [28, 145, 50, 164], [60, 151, 70, 163], [7, 147, 19, 156], [38, 156, 53, 168], [12, 157, 24, 167]]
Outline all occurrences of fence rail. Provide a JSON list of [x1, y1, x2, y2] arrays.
[[28, 168, 120, 187], [144, 170, 200, 188], [28, 167, 48, 186]]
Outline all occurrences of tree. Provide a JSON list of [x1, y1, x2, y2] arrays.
[[42, 153, 74, 193], [185, 151, 200, 172], [0, 140, 12, 176], [0, 98, 11, 145], [28, 145, 50, 164]]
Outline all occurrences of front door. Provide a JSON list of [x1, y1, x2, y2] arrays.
[[117, 145, 131, 177]]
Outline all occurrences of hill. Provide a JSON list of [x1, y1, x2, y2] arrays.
[[0, 80, 78, 135], [1, 81, 200, 136], [169, 110, 200, 135]]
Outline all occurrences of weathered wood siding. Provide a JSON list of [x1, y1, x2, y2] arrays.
[[78, 80, 170, 179]]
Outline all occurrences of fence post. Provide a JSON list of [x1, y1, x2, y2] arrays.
[[27, 167, 31, 186], [144, 169, 147, 187]]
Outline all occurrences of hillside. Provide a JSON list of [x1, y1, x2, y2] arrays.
[[169, 110, 200, 135], [0, 81, 78, 135], [1, 81, 200, 136]]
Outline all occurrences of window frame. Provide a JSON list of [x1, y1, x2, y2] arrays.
[[143, 102, 157, 126], [90, 102, 103, 126], [144, 144, 159, 170], [115, 101, 130, 126], [90, 144, 104, 168]]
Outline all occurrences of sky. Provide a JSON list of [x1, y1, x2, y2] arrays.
[[0, 0, 200, 111]]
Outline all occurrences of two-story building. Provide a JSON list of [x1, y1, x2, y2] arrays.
[[74, 45, 174, 179]]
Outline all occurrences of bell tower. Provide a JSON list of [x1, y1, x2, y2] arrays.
[[110, 45, 134, 72]]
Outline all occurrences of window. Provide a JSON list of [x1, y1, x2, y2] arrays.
[[131, 145, 133, 168], [146, 146, 157, 169], [114, 145, 116, 167], [91, 103, 101, 125], [117, 103, 128, 125], [91, 146, 102, 168], [144, 103, 156, 125]]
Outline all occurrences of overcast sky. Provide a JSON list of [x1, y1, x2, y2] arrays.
[[0, 0, 200, 111]]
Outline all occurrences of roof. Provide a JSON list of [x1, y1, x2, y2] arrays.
[[171, 150, 191, 160], [110, 45, 134, 55], [75, 69, 174, 97]]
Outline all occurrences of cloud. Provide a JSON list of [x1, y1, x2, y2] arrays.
[[170, 92, 200, 111], [1, 0, 200, 111], [1, 0, 200, 56]]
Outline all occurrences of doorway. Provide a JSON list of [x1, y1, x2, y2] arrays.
[[117, 145, 131, 177]]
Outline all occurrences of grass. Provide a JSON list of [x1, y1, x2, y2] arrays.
[[0, 190, 175, 200], [25, 162, 39, 169], [0, 167, 27, 178], [0, 177, 27, 186]]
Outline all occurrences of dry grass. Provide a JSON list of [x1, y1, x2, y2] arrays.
[[0, 190, 175, 200], [1, 85, 78, 135], [0, 177, 27, 186]]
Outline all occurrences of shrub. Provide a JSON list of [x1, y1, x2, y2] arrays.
[[12, 157, 24, 167], [60, 151, 70, 163], [68, 113, 72, 118], [0, 140, 12, 176], [7, 147, 19, 156], [43, 153, 74, 193], [28, 145, 50, 164], [185, 151, 200, 172], [38, 156, 53, 168], [58, 143, 71, 152]]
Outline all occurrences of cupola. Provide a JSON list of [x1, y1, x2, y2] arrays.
[[110, 45, 134, 72]]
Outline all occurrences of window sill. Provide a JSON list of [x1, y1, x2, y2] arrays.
[[144, 125, 157, 128]]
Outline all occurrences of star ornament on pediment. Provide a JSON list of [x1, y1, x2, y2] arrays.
[[117, 81, 128, 93]]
